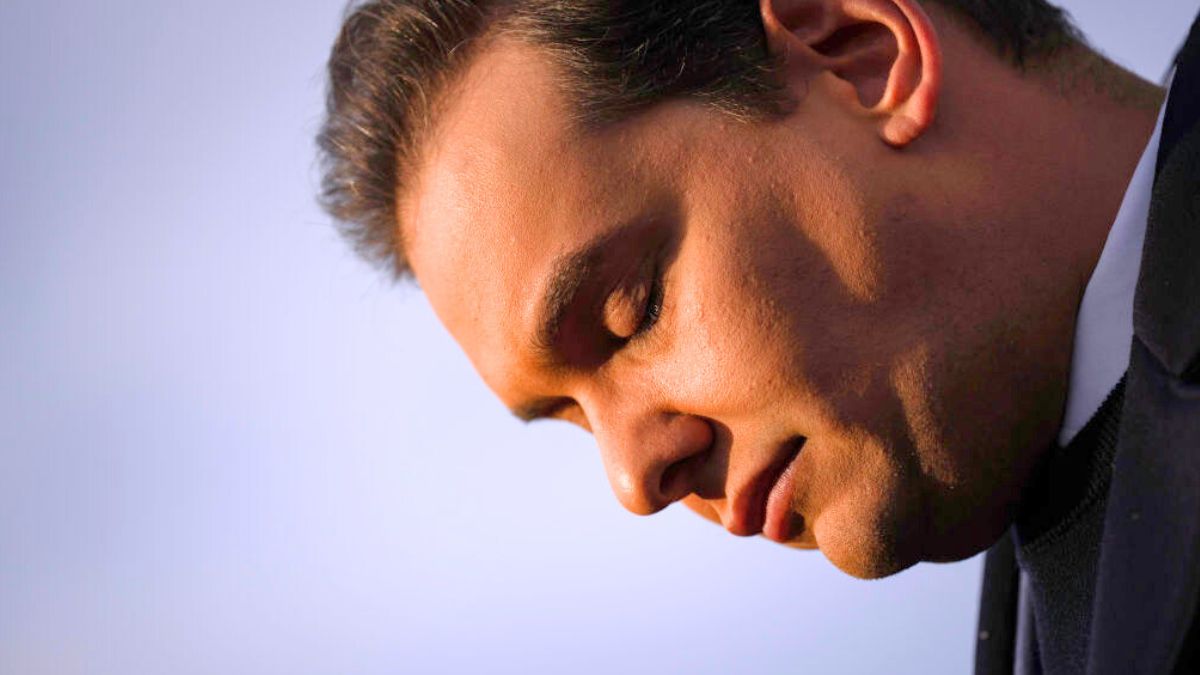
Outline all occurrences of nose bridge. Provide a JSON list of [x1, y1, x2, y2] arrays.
[[587, 376, 713, 516]]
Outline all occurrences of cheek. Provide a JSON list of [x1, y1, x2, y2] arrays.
[[664, 260, 809, 416], [684, 227, 882, 409], [660, 206, 886, 429]]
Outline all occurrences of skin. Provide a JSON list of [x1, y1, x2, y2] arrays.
[[400, 0, 1162, 578]]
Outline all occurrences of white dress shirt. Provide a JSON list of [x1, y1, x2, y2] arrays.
[[1057, 98, 1169, 446]]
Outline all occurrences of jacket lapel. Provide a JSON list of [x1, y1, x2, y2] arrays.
[[1135, 14, 1200, 383], [1089, 16, 1200, 674]]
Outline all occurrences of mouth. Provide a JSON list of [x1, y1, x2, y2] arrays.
[[727, 436, 807, 540]]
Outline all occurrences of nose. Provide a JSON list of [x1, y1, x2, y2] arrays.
[[591, 407, 715, 516]]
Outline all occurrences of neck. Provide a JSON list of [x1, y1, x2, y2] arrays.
[[916, 16, 1165, 464], [939, 24, 1164, 309], [1031, 46, 1164, 295]]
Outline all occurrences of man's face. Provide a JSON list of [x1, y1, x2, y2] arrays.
[[402, 38, 1071, 578]]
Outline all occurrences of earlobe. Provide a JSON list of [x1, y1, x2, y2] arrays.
[[760, 0, 943, 148], [875, 0, 941, 147]]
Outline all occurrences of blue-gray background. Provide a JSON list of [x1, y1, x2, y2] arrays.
[[2, 2, 1196, 673]]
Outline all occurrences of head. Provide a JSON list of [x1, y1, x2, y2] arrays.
[[318, 0, 1156, 578]]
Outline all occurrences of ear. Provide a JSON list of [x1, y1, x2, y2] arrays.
[[760, 0, 942, 147]]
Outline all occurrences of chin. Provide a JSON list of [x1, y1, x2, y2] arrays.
[[823, 543, 921, 580], [811, 503, 926, 580], [813, 493, 1018, 578]]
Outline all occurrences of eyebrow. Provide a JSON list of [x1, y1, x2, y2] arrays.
[[508, 230, 621, 423], [530, 230, 613, 364]]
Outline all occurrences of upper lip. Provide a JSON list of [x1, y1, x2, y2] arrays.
[[725, 437, 806, 537]]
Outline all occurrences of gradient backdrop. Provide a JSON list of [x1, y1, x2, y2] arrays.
[[3, 1, 1197, 673]]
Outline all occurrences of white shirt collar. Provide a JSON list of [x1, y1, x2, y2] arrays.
[[1057, 97, 1168, 446]]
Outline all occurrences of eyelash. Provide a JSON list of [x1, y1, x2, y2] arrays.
[[634, 264, 665, 337]]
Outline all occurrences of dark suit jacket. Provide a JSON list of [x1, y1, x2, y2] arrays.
[[975, 15, 1200, 675]]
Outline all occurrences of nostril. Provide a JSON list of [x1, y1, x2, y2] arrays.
[[657, 437, 710, 504], [655, 414, 717, 506], [658, 451, 706, 506]]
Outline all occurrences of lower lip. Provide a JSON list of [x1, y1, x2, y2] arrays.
[[762, 447, 803, 543]]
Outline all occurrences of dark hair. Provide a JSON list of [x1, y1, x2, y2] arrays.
[[317, 0, 1077, 278]]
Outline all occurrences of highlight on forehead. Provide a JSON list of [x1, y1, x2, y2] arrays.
[[400, 37, 577, 284]]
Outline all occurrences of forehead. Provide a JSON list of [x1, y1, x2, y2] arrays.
[[400, 39, 682, 388]]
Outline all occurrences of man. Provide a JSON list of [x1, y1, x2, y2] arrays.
[[318, 1, 1199, 672]]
